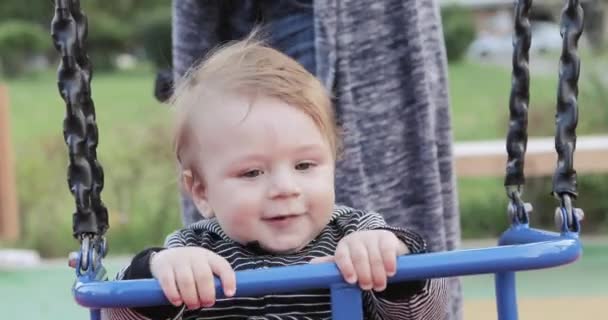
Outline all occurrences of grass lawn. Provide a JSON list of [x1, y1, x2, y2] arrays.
[[7, 68, 169, 152], [6, 61, 606, 152], [449, 61, 608, 141]]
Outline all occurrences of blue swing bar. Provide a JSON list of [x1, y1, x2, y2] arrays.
[[74, 226, 581, 320]]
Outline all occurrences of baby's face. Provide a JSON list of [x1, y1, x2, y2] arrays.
[[191, 94, 335, 253]]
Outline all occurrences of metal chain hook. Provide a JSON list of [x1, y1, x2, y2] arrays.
[[68, 233, 108, 272], [506, 185, 533, 225], [554, 193, 584, 232]]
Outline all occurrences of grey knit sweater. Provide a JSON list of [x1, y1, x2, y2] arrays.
[[172, 1, 462, 319]]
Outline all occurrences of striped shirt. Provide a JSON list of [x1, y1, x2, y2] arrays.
[[102, 206, 448, 320]]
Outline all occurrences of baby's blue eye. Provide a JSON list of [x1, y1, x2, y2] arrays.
[[240, 169, 263, 178], [295, 162, 315, 170]]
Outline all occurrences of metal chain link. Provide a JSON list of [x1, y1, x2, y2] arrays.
[[51, 0, 108, 239], [504, 0, 532, 222], [553, 0, 583, 198], [504, 0, 531, 189]]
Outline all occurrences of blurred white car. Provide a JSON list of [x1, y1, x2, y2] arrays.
[[466, 22, 564, 60], [530, 22, 564, 54]]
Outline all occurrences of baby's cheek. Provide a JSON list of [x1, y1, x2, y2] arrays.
[[218, 209, 256, 244], [214, 181, 259, 212], [307, 180, 334, 208], [223, 194, 262, 233]]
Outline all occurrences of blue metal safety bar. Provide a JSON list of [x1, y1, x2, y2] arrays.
[[74, 226, 581, 320]]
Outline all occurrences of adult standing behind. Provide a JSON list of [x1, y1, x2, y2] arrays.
[[170, 1, 461, 319]]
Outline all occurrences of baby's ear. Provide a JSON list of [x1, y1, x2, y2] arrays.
[[182, 170, 214, 219], [181, 170, 196, 194]]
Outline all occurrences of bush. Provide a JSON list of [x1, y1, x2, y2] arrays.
[[0, 20, 50, 77], [135, 9, 172, 69], [459, 174, 608, 239], [86, 13, 133, 70], [458, 178, 509, 238], [14, 122, 182, 257], [441, 5, 476, 63]]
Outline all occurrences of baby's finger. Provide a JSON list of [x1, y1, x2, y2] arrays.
[[349, 241, 372, 291], [368, 240, 387, 292], [175, 264, 199, 310], [209, 255, 236, 298], [379, 236, 398, 277], [191, 261, 216, 308], [156, 268, 182, 306], [334, 243, 356, 284]]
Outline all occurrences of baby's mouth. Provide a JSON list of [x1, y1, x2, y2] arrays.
[[262, 214, 302, 226], [264, 214, 300, 221]]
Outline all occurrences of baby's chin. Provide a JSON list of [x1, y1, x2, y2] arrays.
[[251, 236, 314, 255], [260, 241, 307, 255]]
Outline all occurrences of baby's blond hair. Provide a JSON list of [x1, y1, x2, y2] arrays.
[[172, 35, 339, 176]]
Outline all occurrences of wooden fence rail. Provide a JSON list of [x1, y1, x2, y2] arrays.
[[454, 135, 608, 177]]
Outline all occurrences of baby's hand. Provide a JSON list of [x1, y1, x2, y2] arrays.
[[150, 247, 236, 310], [310, 230, 409, 292]]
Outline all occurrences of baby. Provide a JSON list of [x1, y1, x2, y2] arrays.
[[103, 37, 447, 320]]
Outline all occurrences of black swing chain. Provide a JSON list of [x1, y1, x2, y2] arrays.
[[51, 0, 108, 267], [553, 1, 583, 202], [505, 0, 532, 223], [505, 0, 584, 231]]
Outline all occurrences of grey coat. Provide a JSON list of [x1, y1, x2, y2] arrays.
[[172, 1, 462, 319]]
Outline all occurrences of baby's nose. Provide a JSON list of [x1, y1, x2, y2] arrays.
[[268, 172, 301, 198]]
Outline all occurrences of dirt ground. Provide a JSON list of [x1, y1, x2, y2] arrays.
[[464, 296, 608, 320]]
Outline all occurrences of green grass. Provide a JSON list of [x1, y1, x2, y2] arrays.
[[7, 58, 607, 145], [448, 61, 608, 141], [7, 68, 169, 149], [9, 60, 604, 154], [449, 62, 513, 141], [7, 61, 605, 149]]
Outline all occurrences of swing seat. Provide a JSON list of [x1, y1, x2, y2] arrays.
[[73, 226, 581, 320], [50, 0, 587, 319]]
